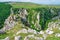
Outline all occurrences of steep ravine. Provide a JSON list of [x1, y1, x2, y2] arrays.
[[13, 8, 60, 31], [0, 7, 60, 32], [0, 7, 60, 40]]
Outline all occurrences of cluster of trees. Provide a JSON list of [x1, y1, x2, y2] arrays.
[[27, 7, 59, 31], [0, 3, 11, 29], [39, 8, 58, 30]]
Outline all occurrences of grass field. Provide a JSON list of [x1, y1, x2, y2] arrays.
[[11, 2, 60, 8]]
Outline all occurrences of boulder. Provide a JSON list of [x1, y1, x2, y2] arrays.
[[55, 33, 60, 37], [0, 30, 5, 34], [27, 28, 37, 34], [39, 31, 44, 34], [59, 28, 60, 30], [35, 37, 44, 40], [3, 14, 16, 31], [28, 28, 34, 33], [24, 35, 35, 40], [3, 21, 15, 30], [5, 37, 10, 40], [15, 36, 22, 40], [43, 34, 47, 40], [21, 18, 30, 27], [24, 36, 29, 40], [33, 30, 37, 34], [45, 29, 53, 34], [16, 29, 28, 35], [27, 35, 34, 38]]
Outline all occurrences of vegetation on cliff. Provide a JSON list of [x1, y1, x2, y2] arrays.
[[0, 2, 60, 40]]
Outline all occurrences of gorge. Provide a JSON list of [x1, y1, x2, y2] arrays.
[[0, 2, 60, 40]]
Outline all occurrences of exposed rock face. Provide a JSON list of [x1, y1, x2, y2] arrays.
[[21, 18, 30, 27], [39, 31, 44, 34], [59, 28, 60, 30], [27, 28, 37, 34], [19, 8, 28, 18], [24, 35, 44, 40], [24, 35, 35, 40], [16, 28, 37, 35], [48, 19, 60, 29], [55, 33, 60, 37], [45, 29, 54, 34], [16, 29, 28, 35], [37, 13, 40, 23], [15, 36, 22, 40], [0, 8, 16, 33], [24, 36, 29, 40], [18, 8, 41, 30], [19, 8, 31, 27], [35, 37, 44, 40], [3, 15, 16, 31], [27, 35, 34, 38], [43, 34, 47, 40], [29, 12, 41, 30], [2, 8, 16, 31], [0, 30, 5, 34], [4, 37, 10, 40]]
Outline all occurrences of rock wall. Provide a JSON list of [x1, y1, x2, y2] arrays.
[[12, 8, 60, 31], [0, 8, 16, 34], [0, 7, 60, 33]]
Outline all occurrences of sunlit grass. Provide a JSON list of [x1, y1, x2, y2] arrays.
[[46, 34, 60, 40], [11, 2, 60, 9]]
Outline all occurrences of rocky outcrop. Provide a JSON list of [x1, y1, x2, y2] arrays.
[[45, 29, 54, 34], [16, 28, 37, 35], [2, 8, 16, 31], [16, 29, 28, 35], [0, 8, 16, 34], [19, 8, 28, 19], [39, 31, 44, 34], [4, 37, 10, 40], [15, 36, 22, 40], [24, 35, 44, 40], [0, 29, 6, 34], [19, 8, 31, 27], [3, 15, 16, 31], [48, 19, 60, 29], [55, 33, 60, 37]]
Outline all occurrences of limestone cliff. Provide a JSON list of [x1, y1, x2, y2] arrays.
[[0, 7, 60, 33]]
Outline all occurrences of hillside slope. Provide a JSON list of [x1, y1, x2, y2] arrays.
[[11, 2, 60, 8], [0, 2, 60, 40]]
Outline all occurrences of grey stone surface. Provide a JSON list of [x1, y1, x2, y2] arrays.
[[5, 37, 10, 40], [55, 33, 60, 37], [39, 31, 44, 34], [16, 29, 28, 35], [3, 14, 16, 31], [0, 30, 5, 34], [43, 34, 47, 40], [15, 36, 22, 40], [45, 29, 53, 34], [24, 36, 29, 40]]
